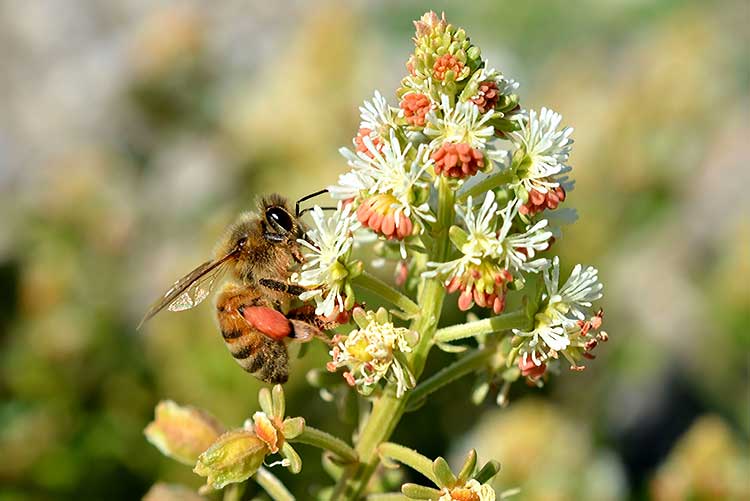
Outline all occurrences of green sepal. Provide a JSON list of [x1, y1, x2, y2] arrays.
[[457, 449, 477, 483], [281, 417, 305, 440], [280, 442, 302, 474], [271, 385, 285, 419], [432, 457, 457, 488], [474, 459, 501, 484], [258, 388, 273, 416]]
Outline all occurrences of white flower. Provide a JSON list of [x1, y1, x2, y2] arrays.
[[507, 107, 573, 193], [544, 256, 603, 322], [425, 193, 552, 280], [359, 90, 399, 134], [494, 199, 553, 273], [334, 131, 435, 226], [438, 479, 496, 501], [513, 257, 604, 364], [327, 308, 418, 398], [425, 94, 495, 150], [294, 203, 360, 316]]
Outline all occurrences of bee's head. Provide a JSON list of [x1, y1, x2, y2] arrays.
[[259, 194, 304, 242]]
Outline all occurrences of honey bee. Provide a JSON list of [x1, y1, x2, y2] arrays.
[[139, 191, 337, 384]]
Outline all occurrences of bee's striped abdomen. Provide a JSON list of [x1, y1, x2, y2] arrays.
[[216, 283, 289, 384]]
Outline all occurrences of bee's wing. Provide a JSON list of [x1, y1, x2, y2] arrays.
[[138, 251, 236, 329]]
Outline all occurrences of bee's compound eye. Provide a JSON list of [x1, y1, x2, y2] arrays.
[[237, 236, 248, 248], [265, 206, 294, 233]]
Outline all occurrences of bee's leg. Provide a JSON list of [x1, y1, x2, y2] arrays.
[[287, 304, 341, 331], [286, 305, 343, 345], [288, 319, 327, 344], [258, 278, 307, 297]]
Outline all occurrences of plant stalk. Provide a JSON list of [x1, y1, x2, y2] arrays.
[[290, 425, 359, 464], [333, 178, 455, 499], [433, 309, 531, 343]]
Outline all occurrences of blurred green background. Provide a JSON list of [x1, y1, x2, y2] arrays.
[[0, 1, 747, 500]]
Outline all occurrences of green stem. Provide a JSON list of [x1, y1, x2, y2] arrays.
[[353, 271, 420, 316], [406, 347, 495, 410], [333, 178, 455, 500], [433, 309, 531, 343], [378, 442, 438, 484], [290, 425, 358, 463], [255, 467, 295, 501], [457, 169, 514, 202]]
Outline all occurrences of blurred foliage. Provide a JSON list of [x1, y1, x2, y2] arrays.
[[0, 1, 747, 500]]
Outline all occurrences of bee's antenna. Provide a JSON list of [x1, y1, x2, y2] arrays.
[[298, 206, 337, 218], [295, 189, 328, 217]]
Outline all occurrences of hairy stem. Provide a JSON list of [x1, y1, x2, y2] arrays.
[[290, 425, 359, 464], [353, 271, 420, 316], [255, 467, 295, 501], [333, 178, 455, 499], [433, 309, 531, 343]]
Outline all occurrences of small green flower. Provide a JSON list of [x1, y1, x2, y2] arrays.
[[402, 449, 500, 501], [144, 400, 224, 466]]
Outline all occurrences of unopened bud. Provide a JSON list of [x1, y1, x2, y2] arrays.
[[144, 401, 224, 466], [193, 429, 269, 489]]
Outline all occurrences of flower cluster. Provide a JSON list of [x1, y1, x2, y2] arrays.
[[327, 307, 418, 398]]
